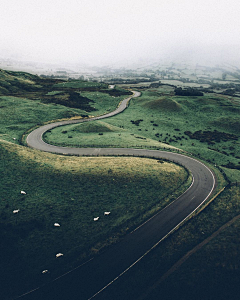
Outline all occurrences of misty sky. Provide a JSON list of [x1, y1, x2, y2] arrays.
[[1, 0, 240, 66]]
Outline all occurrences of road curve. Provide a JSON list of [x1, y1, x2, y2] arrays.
[[26, 91, 141, 153], [24, 91, 216, 300]]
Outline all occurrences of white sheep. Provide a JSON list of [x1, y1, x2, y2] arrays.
[[104, 212, 111, 215], [94, 217, 99, 221], [20, 191, 26, 195], [13, 209, 20, 214], [56, 253, 63, 258], [42, 270, 48, 274], [54, 223, 60, 227]]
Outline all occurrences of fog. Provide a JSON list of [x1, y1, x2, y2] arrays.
[[1, 0, 240, 67]]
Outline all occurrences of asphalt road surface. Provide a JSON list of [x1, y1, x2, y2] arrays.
[[23, 91, 216, 300]]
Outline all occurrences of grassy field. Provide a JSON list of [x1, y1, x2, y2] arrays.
[[0, 96, 84, 144], [0, 71, 190, 298], [0, 78, 130, 145], [52, 80, 106, 89], [103, 88, 239, 168], [99, 185, 240, 300], [43, 83, 240, 300], [1, 68, 240, 300], [45, 85, 240, 183], [79, 89, 131, 116], [0, 140, 189, 299], [43, 120, 178, 150]]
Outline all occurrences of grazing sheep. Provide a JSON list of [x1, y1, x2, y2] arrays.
[[56, 253, 63, 258], [54, 223, 60, 227], [104, 212, 111, 215], [42, 270, 48, 274], [94, 217, 99, 221], [13, 209, 20, 214], [20, 191, 26, 195]]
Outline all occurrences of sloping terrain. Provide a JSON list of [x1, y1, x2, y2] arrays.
[[0, 69, 131, 112], [143, 97, 182, 111], [68, 120, 122, 133]]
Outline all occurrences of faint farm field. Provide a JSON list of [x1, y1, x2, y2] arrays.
[[159, 79, 211, 88]]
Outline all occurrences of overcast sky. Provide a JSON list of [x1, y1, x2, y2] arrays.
[[1, 0, 240, 66]]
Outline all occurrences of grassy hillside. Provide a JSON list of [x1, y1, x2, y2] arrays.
[[105, 89, 239, 180], [44, 120, 178, 150], [1, 68, 240, 300], [143, 97, 182, 111], [0, 69, 133, 145], [0, 68, 131, 117], [0, 140, 189, 299], [75, 85, 239, 300], [43, 82, 240, 300], [0, 69, 41, 94], [94, 185, 240, 300], [0, 95, 83, 144], [46, 86, 240, 182]]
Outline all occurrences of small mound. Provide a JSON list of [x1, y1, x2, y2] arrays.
[[143, 98, 181, 111], [70, 121, 121, 133]]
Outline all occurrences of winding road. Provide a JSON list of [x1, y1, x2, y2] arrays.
[[24, 91, 216, 300]]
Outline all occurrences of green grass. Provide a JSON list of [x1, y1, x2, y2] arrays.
[[0, 90, 128, 145], [221, 167, 240, 182], [0, 140, 189, 299], [105, 91, 240, 180], [1, 69, 240, 299], [44, 120, 177, 150], [142, 185, 240, 300], [0, 96, 84, 144], [46, 90, 63, 96], [0, 68, 132, 122], [67, 120, 120, 133], [93, 185, 240, 300], [79, 90, 130, 115], [0, 69, 41, 94], [46, 88, 240, 182], [52, 80, 107, 89], [143, 96, 182, 111]]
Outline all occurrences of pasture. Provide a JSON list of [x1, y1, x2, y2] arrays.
[[45, 87, 240, 182], [105, 185, 240, 300], [42, 82, 240, 300], [0, 139, 189, 298], [1, 69, 240, 299]]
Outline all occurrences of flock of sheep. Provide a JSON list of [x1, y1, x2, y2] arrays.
[[12, 191, 26, 214], [94, 211, 111, 221], [12, 190, 111, 275]]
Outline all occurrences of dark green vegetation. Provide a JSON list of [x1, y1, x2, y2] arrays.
[[0, 68, 130, 115], [0, 69, 189, 299], [96, 185, 240, 300], [105, 88, 240, 172], [0, 141, 188, 299], [1, 68, 240, 300], [174, 86, 204, 96], [0, 69, 131, 144], [43, 119, 177, 150], [46, 85, 240, 181], [45, 81, 240, 300]]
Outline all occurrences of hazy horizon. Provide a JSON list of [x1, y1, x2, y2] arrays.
[[1, 0, 240, 67]]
